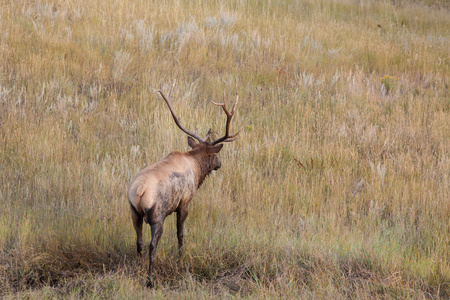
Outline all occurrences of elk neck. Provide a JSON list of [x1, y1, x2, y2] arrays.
[[188, 151, 214, 188]]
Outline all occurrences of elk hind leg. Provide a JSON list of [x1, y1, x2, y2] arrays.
[[147, 220, 164, 288], [130, 204, 144, 255]]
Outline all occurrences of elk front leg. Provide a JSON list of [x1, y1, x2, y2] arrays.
[[176, 205, 189, 254], [147, 221, 163, 288], [131, 207, 143, 255]]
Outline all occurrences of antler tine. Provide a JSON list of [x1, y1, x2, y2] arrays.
[[153, 89, 206, 143], [210, 93, 240, 145]]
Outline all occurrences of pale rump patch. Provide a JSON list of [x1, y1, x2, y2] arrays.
[[136, 185, 145, 197]]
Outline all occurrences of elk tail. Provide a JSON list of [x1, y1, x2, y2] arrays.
[[136, 184, 145, 197]]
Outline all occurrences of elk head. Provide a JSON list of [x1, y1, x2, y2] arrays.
[[153, 89, 239, 186]]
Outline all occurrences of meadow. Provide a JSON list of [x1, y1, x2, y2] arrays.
[[0, 0, 449, 298]]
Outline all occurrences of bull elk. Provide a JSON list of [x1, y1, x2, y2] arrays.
[[127, 89, 239, 287]]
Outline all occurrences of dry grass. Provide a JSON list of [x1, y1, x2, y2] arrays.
[[1, 0, 449, 298]]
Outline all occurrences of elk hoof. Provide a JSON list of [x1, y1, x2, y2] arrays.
[[146, 276, 154, 288]]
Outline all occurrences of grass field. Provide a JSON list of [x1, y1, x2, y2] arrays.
[[0, 0, 449, 298]]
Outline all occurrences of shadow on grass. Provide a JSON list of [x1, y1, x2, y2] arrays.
[[1, 245, 447, 298], [0, 246, 257, 297]]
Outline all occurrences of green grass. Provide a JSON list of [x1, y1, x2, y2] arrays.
[[1, 0, 449, 298]]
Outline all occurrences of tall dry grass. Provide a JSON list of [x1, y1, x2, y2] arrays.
[[0, 0, 449, 298]]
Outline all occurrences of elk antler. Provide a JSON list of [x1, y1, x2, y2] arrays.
[[154, 89, 206, 143], [210, 92, 240, 145]]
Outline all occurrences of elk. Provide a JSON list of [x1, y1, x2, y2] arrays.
[[127, 89, 239, 287]]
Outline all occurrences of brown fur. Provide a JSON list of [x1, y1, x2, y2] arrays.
[[127, 137, 223, 287]]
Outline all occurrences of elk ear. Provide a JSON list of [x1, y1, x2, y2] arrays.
[[188, 136, 197, 148], [207, 144, 223, 154]]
